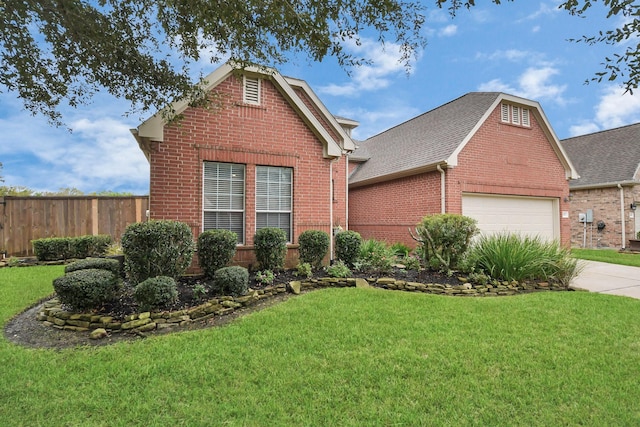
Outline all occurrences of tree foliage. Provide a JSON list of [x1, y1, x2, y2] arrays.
[[1, 0, 638, 126]]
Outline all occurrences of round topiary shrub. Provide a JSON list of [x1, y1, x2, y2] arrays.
[[53, 268, 120, 311], [121, 220, 195, 285], [298, 230, 330, 268], [64, 257, 121, 277], [335, 230, 362, 266], [254, 227, 287, 271], [197, 229, 238, 279], [133, 276, 178, 310], [214, 266, 249, 297]]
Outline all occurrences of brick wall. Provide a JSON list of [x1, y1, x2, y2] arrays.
[[349, 103, 572, 247], [149, 75, 346, 269], [569, 185, 640, 248]]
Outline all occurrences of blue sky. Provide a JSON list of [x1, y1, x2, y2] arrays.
[[2, 1, 640, 195]]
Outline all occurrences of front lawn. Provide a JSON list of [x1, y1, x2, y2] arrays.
[[572, 248, 640, 267], [1, 266, 639, 426]]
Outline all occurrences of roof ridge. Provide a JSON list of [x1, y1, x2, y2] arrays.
[[562, 121, 640, 141]]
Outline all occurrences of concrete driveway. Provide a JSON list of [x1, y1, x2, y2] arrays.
[[571, 260, 640, 299]]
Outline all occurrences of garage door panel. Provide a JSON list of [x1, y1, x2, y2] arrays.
[[462, 194, 558, 241]]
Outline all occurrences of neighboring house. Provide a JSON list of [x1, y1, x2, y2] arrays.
[[131, 62, 357, 268], [561, 123, 640, 249], [348, 92, 579, 247]]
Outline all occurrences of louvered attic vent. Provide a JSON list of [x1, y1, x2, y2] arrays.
[[243, 76, 260, 105]]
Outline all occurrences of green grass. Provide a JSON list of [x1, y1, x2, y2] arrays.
[[572, 248, 640, 267], [1, 266, 640, 426]]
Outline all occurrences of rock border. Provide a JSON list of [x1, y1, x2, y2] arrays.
[[37, 276, 574, 340]]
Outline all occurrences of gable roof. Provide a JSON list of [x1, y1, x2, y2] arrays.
[[132, 62, 356, 160], [561, 122, 640, 189], [349, 92, 578, 187]]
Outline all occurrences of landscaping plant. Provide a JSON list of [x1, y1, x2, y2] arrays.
[[254, 227, 287, 271], [121, 220, 195, 284], [464, 233, 580, 285], [356, 239, 395, 273], [64, 257, 121, 277], [298, 229, 330, 268], [296, 262, 313, 279], [255, 270, 275, 286], [334, 230, 362, 266], [197, 229, 238, 279], [410, 214, 478, 273], [214, 266, 249, 296], [326, 260, 352, 278], [52, 268, 120, 311], [133, 276, 179, 310]]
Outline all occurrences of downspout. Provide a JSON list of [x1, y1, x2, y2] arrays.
[[329, 156, 341, 262], [437, 164, 446, 213], [619, 184, 626, 249]]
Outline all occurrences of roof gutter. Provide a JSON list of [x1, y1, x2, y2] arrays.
[[437, 164, 446, 214], [570, 180, 638, 191]]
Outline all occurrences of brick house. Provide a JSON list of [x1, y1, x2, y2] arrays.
[[131, 63, 357, 268], [561, 123, 640, 249], [348, 92, 579, 247]]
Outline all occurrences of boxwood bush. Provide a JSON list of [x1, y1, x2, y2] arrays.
[[197, 229, 238, 279], [335, 230, 362, 267], [53, 268, 120, 311], [133, 276, 178, 310], [121, 220, 195, 285], [214, 266, 249, 297], [254, 227, 287, 271], [298, 230, 330, 268], [32, 234, 112, 261], [64, 257, 121, 277]]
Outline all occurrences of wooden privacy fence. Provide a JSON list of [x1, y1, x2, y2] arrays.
[[0, 196, 149, 258]]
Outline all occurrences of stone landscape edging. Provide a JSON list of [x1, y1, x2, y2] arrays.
[[36, 276, 573, 340]]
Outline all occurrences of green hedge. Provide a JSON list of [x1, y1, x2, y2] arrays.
[[254, 227, 287, 271], [197, 229, 238, 279], [133, 276, 178, 310], [298, 230, 330, 268], [214, 266, 249, 297], [32, 234, 112, 261], [335, 230, 362, 266], [64, 257, 121, 277]]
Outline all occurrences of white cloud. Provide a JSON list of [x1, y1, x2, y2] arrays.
[[339, 104, 421, 140], [517, 2, 561, 22], [318, 38, 414, 97], [569, 86, 640, 136], [439, 24, 458, 37], [477, 66, 567, 104]]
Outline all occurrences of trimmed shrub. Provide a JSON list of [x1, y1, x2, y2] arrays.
[[335, 230, 362, 266], [298, 230, 330, 268], [32, 235, 112, 261], [411, 214, 478, 273], [214, 266, 249, 297], [32, 237, 73, 261], [197, 229, 238, 279], [296, 262, 313, 279], [133, 276, 178, 310], [121, 220, 195, 285], [64, 257, 121, 276], [53, 268, 120, 311], [254, 227, 287, 271], [72, 234, 112, 258]]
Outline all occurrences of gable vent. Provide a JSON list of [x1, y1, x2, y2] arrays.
[[522, 108, 530, 127], [243, 76, 260, 105], [501, 103, 510, 122]]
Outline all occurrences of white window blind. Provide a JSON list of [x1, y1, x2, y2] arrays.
[[203, 162, 245, 243], [256, 166, 292, 241], [243, 76, 260, 105]]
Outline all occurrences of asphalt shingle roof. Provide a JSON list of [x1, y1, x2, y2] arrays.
[[349, 92, 501, 185], [561, 122, 640, 188]]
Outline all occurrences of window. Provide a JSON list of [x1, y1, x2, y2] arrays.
[[203, 162, 245, 243], [243, 76, 260, 105], [256, 166, 292, 241], [500, 103, 531, 128]]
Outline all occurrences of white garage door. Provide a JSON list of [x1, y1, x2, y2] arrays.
[[462, 194, 559, 242]]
